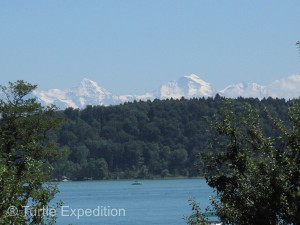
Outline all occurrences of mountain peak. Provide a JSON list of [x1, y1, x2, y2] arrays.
[[156, 74, 214, 99], [183, 74, 211, 86], [80, 78, 100, 88], [77, 78, 110, 96], [82, 77, 93, 82], [184, 73, 200, 80]]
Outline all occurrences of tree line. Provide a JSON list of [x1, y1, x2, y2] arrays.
[[50, 95, 292, 181]]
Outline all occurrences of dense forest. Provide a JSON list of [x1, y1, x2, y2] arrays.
[[49, 95, 292, 180]]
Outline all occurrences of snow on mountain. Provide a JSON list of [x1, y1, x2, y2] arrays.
[[267, 75, 300, 99], [219, 74, 300, 99], [155, 74, 214, 99], [33, 74, 300, 109], [34, 78, 115, 109], [33, 78, 155, 109], [34, 74, 215, 109], [70, 78, 114, 107], [219, 82, 267, 99], [118, 93, 153, 102]]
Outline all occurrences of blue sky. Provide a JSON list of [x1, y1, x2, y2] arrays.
[[0, 0, 299, 94]]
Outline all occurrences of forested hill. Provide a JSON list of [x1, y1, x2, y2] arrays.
[[50, 96, 291, 180]]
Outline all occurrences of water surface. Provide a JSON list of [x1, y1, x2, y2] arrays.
[[54, 179, 213, 225]]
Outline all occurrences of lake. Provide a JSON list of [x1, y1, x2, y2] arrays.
[[54, 179, 214, 225]]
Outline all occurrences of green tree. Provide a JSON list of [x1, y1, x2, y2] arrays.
[[87, 158, 109, 179], [70, 145, 89, 164], [205, 100, 300, 225], [0, 81, 62, 224], [185, 198, 209, 225]]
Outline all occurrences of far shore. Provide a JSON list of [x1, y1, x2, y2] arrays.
[[52, 176, 204, 183]]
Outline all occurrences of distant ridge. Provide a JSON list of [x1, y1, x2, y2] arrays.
[[33, 74, 300, 109], [219, 74, 300, 99]]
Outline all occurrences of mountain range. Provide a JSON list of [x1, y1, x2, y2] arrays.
[[33, 74, 300, 109]]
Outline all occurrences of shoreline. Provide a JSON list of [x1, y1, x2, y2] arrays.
[[52, 176, 204, 183]]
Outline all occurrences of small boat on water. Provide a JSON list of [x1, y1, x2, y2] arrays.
[[61, 176, 70, 182], [207, 222, 222, 225], [131, 181, 143, 185]]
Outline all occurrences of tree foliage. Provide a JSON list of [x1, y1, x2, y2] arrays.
[[185, 198, 209, 225], [205, 100, 300, 225], [0, 81, 62, 224]]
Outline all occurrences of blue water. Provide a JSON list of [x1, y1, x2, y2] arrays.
[[54, 179, 214, 225]]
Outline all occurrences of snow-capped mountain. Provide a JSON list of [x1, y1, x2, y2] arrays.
[[218, 82, 267, 99], [155, 74, 213, 99], [34, 78, 115, 109], [33, 74, 214, 109], [33, 74, 300, 109], [34, 78, 155, 108], [219, 74, 300, 99], [267, 75, 300, 99]]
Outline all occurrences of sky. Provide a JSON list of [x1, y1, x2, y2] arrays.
[[0, 0, 299, 95]]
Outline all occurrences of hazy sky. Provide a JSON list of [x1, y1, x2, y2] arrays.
[[0, 1, 299, 94]]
